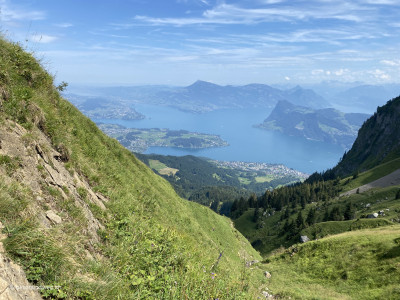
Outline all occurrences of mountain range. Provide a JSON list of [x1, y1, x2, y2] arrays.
[[69, 80, 330, 113], [256, 100, 370, 148], [69, 81, 400, 116]]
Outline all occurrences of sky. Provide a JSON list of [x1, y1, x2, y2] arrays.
[[1, 0, 400, 86]]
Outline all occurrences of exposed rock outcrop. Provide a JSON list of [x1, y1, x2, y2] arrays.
[[0, 120, 106, 243], [0, 120, 111, 298]]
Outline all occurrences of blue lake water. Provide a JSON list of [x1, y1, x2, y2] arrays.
[[96, 104, 345, 174]]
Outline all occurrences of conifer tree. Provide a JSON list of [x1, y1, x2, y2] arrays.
[[253, 206, 260, 223], [296, 211, 305, 230], [344, 202, 355, 220], [306, 208, 316, 225]]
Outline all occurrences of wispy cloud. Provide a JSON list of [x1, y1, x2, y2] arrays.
[[227, 27, 379, 48], [381, 59, 400, 66], [199, 0, 210, 5], [176, 0, 210, 5], [54, 23, 73, 28], [165, 55, 199, 62], [363, 0, 399, 4], [0, 0, 45, 22], [89, 31, 129, 39], [128, 1, 378, 27], [261, 0, 287, 4]]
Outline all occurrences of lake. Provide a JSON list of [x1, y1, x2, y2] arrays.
[[96, 104, 345, 174]]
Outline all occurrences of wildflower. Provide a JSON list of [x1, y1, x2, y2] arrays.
[[211, 272, 216, 279]]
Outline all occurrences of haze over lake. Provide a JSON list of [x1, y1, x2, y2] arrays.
[[96, 104, 345, 174]]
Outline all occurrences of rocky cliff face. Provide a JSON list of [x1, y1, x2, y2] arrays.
[[333, 95, 400, 176]]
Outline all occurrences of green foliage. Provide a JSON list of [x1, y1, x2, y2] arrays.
[[45, 186, 62, 199], [56, 81, 68, 92], [0, 154, 21, 175], [232, 179, 340, 222], [189, 186, 252, 215], [4, 227, 66, 284], [396, 189, 400, 200], [295, 211, 305, 229], [77, 186, 88, 199], [0, 175, 29, 222], [301, 219, 393, 240]]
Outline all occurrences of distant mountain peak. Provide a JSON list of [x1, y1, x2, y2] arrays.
[[282, 85, 330, 109], [187, 80, 219, 89], [257, 101, 369, 149]]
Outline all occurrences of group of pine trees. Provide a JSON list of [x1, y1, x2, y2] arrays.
[[230, 179, 341, 218], [279, 201, 356, 240], [229, 178, 360, 241]]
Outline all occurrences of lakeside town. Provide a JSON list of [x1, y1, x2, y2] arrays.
[[210, 160, 309, 180]]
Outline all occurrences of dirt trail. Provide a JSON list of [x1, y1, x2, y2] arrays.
[[341, 168, 400, 197]]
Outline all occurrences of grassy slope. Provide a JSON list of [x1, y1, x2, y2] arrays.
[[339, 157, 400, 192], [264, 226, 400, 299], [0, 37, 263, 298]]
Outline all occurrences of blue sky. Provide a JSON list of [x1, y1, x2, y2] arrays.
[[1, 0, 400, 86]]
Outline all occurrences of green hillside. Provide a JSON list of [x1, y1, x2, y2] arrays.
[[264, 226, 400, 299], [0, 37, 265, 298], [232, 158, 400, 298], [233, 159, 400, 254]]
